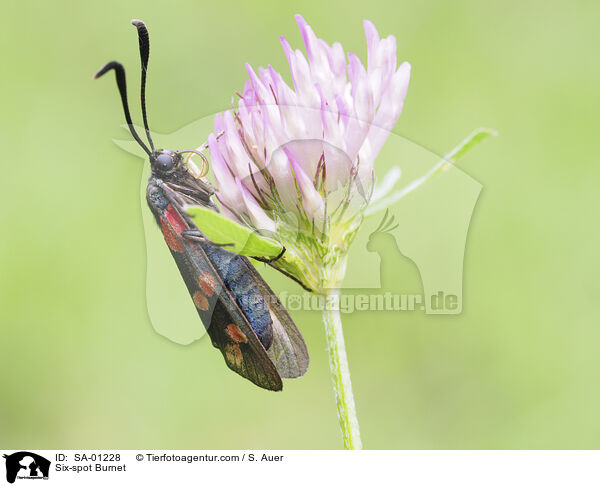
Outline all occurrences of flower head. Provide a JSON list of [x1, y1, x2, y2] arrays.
[[207, 15, 410, 292]]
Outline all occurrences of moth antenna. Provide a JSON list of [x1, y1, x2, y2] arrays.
[[94, 61, 151, 156], [131, 19, 155, 152]]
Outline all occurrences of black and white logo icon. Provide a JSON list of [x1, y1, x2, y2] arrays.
[[3, 452, 50, 483]]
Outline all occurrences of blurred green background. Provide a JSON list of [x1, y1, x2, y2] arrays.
[[1, 0, 599, 449]]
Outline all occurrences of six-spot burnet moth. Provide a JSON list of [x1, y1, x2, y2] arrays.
[[94, 19, 308, 391]]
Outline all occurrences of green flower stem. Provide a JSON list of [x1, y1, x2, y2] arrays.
[[321, 287, 362, 450]]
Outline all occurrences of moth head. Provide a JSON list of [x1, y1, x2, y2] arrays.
[[150, 149, 181, 175]]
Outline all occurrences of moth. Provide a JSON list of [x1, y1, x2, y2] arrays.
[[95, 19, 308, 391]]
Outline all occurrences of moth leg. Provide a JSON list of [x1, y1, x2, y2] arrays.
[[164, 181, 214, 201], [253, 246, 286, 264], [181, 230, 233, 247], [163, 182, 199, 196], [181, 230, 207, 242], [267, 262, 313, 292], [158, 182, 196, 227]]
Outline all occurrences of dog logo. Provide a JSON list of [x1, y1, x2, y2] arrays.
[[3, 452, 50, 483]]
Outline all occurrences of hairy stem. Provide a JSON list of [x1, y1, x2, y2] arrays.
[[321, 288, 362, 449]]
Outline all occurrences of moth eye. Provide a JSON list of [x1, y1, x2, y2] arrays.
[[154, 153, 175, 172]]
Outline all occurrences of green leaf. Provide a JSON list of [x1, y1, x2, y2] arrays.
[[186, 206, 283, 258]]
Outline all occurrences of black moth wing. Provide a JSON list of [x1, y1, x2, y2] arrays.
[[205, 282, 284, 391], [239, 258, 309, 379], [148, 182, 283, 391]]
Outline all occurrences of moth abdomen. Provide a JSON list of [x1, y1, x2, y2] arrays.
[[234, 282, 273, 349], [203, 244, 273, 349]]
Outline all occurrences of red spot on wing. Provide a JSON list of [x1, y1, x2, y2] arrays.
[[226, 324, 248, 344], [160, 204, 189, 253], [192, 290, 209, 311], [165, 204, 187, 236], [198, 272, 217, 297], [225, 343, 243, 368], [160, 218, 184, 253]]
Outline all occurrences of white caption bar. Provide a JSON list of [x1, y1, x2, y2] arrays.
[[1, 450, 599, 485]]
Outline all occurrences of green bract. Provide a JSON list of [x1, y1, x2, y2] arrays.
[[186, 207, 282, 258]]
